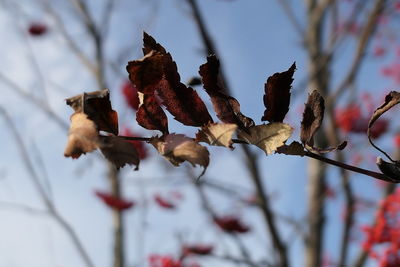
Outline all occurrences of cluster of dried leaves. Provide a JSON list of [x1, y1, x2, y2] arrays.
[[63, 33, 400, 181]]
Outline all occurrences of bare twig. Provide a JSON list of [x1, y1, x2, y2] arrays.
[[0, 71, 68, 130], [330, 0, 387, 101], [43, 0, 97, 74], [275, 0, 305, 37]]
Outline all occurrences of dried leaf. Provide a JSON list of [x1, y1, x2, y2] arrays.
[[276, 141, 306, 156], [196, 123, 237, 148], [369, 91, 400, 128], [127, 33, 212, 127], [150, 134, 209, 170], [300, 90, 325, 146], [368, 91, 400, 162], [66, 89, 118, 135], [136, 94, 169, 134], [262, 63, 296, 122], [199, 55, 254, 129], [64, 112, 99, 158], [376, 157, 400, 182], [237, 123, 293, 155], [100, 136, 140, 170], [304, 141, 347, 154]]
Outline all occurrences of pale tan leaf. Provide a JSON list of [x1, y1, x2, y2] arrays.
[[150, 134, 209, 168], [100, 136, 140, 170], [237, 123, 293, 155], [64, 112, 99, 159], [196, 123, 237, 148]]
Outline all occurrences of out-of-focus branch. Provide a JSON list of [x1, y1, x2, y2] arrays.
[[43, 0, 96, 74], [72, 1, 125, 265], [0, 71, 68, 130], [0, 107, 94, 267], [330, 0, 386, 101], [191, 175, 259, 267], [275, 0, 304, 36], [185, 1, 289, 265]]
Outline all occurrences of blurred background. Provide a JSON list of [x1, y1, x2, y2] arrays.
[[1, 0, 400, 266]]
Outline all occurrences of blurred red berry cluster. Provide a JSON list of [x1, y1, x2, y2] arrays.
[[214, 215, 250, 233], [28, 22, 47, 36], [121, 80, 140, 111], [149, 255, 182, 267], [95, 191, 134, 211], [382, 63, 400, 85], [182, 244, 213, 256], [335, 104, 388, 139], [154, 193, 177, 210], [361, 188, 400, 266]]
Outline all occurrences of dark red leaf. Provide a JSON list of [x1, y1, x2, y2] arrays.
[[136, 94, 169, 134], [199, 55, 254, 129], [213, 215, 250, 233], [262, 63, 296, 122], [126, 51, 166, 95], [28, 22, 47, 36], [143, 32, 167, 55], [95, 191, 134, 211], [154, 194, 175, 209], [66, 89, 119, 135], [127, 33, 213, 127], [122, 80, 139, 111]]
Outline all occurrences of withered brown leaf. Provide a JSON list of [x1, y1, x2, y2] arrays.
[[64, 112, 99, 159], [368, 92, 400, 162], [276, 141, 306, 156], [150, 134, 209, 170], [196, 123, 237, 149], [66, 89, 118, 135], [100, 136, 140, 170], [237, 123, 293, 155], [300, 90, 325, 146], [199, 55, 254, 129], [262, 63, 296, 123]]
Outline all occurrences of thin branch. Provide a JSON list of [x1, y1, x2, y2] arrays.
[[330, 0, 387, 101], [119, 135, 393, 183], [0, 71, 68, 130], [304, 151, 392, 182], [275, 0, 305, 37], [43, 0, 96, 74]]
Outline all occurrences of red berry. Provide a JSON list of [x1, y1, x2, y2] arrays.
[[154, 194, 176, 210], [28, 22, 47, 36], [214, 215, 250, 233], [122, 81, 140, 111], [95, 191, 134, 211]]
